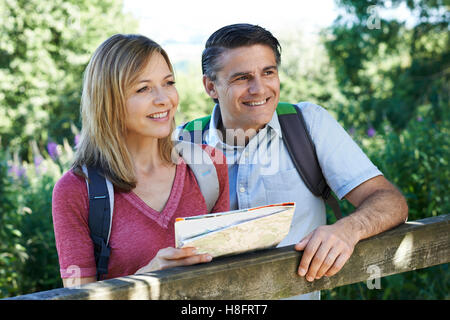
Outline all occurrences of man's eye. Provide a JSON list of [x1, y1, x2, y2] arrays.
[[235, 76, 248, 81]]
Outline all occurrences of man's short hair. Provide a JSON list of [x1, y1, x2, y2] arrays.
[[201, 23, 282, 82]]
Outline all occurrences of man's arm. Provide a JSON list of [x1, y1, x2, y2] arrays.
[[295, 175, 408, 281]]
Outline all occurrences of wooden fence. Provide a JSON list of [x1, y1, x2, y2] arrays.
[[6, 214, 449, 300]]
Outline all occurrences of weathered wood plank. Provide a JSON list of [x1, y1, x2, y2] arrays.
[[7, 214, 449, 300]]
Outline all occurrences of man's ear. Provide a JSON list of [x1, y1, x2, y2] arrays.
[[203, 75, 219, 100]]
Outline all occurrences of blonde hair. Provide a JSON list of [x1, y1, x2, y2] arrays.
[[72, 34, 175, 191]]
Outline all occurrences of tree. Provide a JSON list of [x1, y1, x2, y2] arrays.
[[323, 0, 449, 133], [277, 29, 348, 119], [0, 0, 138, 159], [173, 62, 214, 125]]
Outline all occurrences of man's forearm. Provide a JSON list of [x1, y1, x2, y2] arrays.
[[338, 187, 409, 243]]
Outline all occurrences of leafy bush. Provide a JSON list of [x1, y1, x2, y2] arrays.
[[370, 116, 449, 219], [323, 113, 449, 299], [0, 149, 28, 297], [0, 140, 74, 298]]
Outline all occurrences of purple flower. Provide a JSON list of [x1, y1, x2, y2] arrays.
[[367, 127, 376, 137], [34, 155, 43, 168], [8, 164, 26, 179], [33, 155, 44, 175], [417, 116, 423, 122], [74, 134, 81, 147], [348, 127, 356, 136], [47, 142, 59, 160]]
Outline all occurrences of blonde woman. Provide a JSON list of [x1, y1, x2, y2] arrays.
[[52, 34, 229, 287]]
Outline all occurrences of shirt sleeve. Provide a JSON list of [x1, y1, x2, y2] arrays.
[[298, 102, 383, 199], [201, 145, 230, 213], [52, 171, 97, 279]]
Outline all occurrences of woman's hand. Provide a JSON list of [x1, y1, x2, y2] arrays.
[[135, 247, 212, 274]]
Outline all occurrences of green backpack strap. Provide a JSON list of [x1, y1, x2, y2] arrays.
[[276, 102, 343, 220], [179, 115, 212, 145]]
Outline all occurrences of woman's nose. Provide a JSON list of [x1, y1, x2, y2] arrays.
[[152, 87, 170, 106]]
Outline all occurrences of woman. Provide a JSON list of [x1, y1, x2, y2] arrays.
[[52, 34, 229, 287]]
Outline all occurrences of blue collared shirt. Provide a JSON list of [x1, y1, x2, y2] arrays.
[[204, 102, 382, 247]]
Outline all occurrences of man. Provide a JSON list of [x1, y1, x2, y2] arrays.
[[179, 23, 408, 299]]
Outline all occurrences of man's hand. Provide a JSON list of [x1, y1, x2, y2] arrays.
[[294, 222, 358, 281], [294, 175, 408, 282]]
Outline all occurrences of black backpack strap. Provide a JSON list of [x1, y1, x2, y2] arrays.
[[86, 166, 112, 280], [277, 103, 343, 220]]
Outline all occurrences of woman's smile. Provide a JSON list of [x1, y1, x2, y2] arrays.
[[146, 110, 170, 121]]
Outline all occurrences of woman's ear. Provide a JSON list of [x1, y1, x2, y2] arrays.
[[202, 75, 219, 100]]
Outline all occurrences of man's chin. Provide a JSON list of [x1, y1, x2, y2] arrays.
[[239, 117, 272, 133]]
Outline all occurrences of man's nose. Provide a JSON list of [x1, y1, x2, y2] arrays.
[[248, 76, 265, 95]]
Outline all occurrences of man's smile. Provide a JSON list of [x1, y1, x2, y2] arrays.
[[242, 97, 271, 107]]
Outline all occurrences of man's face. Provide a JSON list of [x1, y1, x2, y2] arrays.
[[204, 44, 280, 132]]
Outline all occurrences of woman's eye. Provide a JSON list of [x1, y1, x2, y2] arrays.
[[137, 86, 149, 93], [166, 81, 176, 86]]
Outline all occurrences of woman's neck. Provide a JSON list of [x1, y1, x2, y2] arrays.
[[125, 135, 169, 174]]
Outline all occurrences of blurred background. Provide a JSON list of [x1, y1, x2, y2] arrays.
[[0, 0, 448, 299]]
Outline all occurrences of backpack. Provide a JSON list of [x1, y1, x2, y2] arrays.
[[178, 102, 343, 221], [82, 141, 220, 280]]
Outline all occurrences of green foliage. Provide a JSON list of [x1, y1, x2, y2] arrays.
[[15, 162, 63, 294], [324, 264, 449, 300], [278, 29, 348, 113], [0, 149, 28, 297], [323, 0, 449, 133], [0, 139, 75, 297], [174, 63, 214, 125], [0, 0, 138, 159], [369, 115, 449, 219], [323, 106, 450, 300]]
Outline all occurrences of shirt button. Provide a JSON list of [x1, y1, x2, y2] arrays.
[[239, 187, 246, 193]]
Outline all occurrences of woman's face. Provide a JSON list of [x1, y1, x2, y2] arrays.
[[125, 52, 179, 140]]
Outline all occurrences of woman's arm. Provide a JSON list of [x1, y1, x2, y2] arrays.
[[52, 171, 98, 282]]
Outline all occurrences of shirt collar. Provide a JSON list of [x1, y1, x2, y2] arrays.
[[207, 104, 226, 149], [266, 108, 283, 138], [208, 104, 283, 149]]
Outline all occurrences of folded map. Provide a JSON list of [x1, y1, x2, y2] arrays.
[[175, 202, 295, 258]]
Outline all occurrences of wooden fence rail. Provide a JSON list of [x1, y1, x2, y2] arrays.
[[6, 214, 449, 300]]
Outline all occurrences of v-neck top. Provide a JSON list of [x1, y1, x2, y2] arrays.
[[52, 145, 229, 280]]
